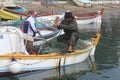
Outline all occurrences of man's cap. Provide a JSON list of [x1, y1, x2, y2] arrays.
[[64, 12, 73, 18]]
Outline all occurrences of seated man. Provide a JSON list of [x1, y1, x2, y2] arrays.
[[54, 11, 80, 53]]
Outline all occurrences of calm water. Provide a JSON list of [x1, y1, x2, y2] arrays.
[[0, 12, 120, 80]]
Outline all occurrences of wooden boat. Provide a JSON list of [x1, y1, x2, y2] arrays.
[[0, 1, 27, 20], [0, 26, 101, 75], [36, 8, 104, 24], [76, 8, 103, 32], [0, 8, 104, 25], [3, 7, 53, 16], [12, 58, 93, 80], [8, 8, 103, 28], [72, 0, 92, 7], [4, 5, 26, 13], [0, 8, 54, 20], [0, 0, 26, 13], [4, 7, 26, 16], [0, 9, 21, 20]]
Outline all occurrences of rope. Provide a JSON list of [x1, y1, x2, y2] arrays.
[[0, 59, 51, 69], [79, 32, 96, 37], [36, 32, 47, 54], [98, 42, 119, 51], [17, 59, 50, 65], [7, 30, 14, 58], [79, 32, 120, 51], [79, 32, 120, 41], [0, 64, 10, 69]]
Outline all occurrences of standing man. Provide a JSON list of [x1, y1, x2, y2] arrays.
[[54, 11, 80, 53], [23, 10, 40, 54], [24, 10, 40, 37]]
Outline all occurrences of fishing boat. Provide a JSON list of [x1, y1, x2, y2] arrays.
[[36, 8, 104, 25], [11, 58, 94, 80], [3, 5, 26, 13], [0, 8, 104, 25], [72, 0, 92, 7], [0, 8, 49, 20], [0, 8, 54, 20], [0, 14, 102, 33], [0, 0, 26, 13], [0, 25, 101, 76], [7, 8, 103, 30], [2, 7, 53, 17], [2, 4, 26, 13], [0, 1, 26, 20], [77, 9, 103, 32]]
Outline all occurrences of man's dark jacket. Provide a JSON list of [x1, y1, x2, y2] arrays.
[[58, 19, 78, 35]]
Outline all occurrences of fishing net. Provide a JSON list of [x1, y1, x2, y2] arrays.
[[10, 19, 95, 54], [33, 37, 92, 54]]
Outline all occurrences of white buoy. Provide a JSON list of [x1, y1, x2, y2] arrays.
[[8, 58, 21, 73]]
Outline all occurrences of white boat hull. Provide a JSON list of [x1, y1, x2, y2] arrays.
[[36, 14, 98, 25], [0, 26, 101, 75], [15, 58, 93, 80], [0, 46, 94, 73]]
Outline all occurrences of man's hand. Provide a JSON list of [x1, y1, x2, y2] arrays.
[[53, 23, 60, 28], [36, 28, 41, 32]]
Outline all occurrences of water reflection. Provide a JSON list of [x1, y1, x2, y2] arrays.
[[93, 13, 120, 80], [0, 76, 19, 80], [70, 13, 120, 80], [98, 14, 120, 64]]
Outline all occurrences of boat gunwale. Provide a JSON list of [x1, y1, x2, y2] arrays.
[[74, 12, 98, 20], [2, 8, 101, 20], [3, 8, 53, 17], [0, 44, 95, 59], [3, 8, 28, 16]]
